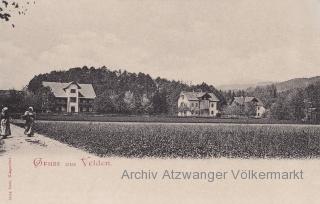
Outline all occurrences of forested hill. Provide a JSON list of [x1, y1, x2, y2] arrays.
[[274, 76, 320, 92], [27, 66, 226, 115], [243, 76, 320, 93]]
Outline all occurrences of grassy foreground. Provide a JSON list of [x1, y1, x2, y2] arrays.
[[26, 121, 320, 159], [33, 113, 303, 124]]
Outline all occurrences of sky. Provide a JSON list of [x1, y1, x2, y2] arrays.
[[1, 0, 320, 90]]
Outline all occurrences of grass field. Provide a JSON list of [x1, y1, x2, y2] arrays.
[[28, 113, 306, 124], [22, 121, 320, 159]]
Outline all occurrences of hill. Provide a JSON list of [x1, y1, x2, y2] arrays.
[[218, 81, 275, 91], [244, 76, 320, 93], [219, 76, 320, 93], [274, 76, 320, 92]]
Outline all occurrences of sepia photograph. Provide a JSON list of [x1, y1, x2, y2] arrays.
[[1, 0, 320, 203]]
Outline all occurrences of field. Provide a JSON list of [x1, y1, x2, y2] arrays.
[[21, 121, 320, 159], [28, 113, 305, 124]]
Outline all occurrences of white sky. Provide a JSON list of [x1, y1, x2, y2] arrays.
[[1, 0, 320, 89]]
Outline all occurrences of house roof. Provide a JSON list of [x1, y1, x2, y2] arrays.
[[42, 81, 96, 99], [232, 96, 264, 106], [181, 91, 220, 102], [63, 81, 82, 90]]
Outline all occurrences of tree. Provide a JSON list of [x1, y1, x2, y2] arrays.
[[93, 91, 117, 113], [115, 93, 128, 113], [0, 89, 25, 113], [0, 1, 35, 27], [270, 96, 290, 120], [287, 89, 305, 121], [152, 90, 168, 114], [123, 90, 136, 113], [21, 90, 38, 111], [222, 104, 243, 116], [305, 83, 320, 109], [34, 87, 55, 113]]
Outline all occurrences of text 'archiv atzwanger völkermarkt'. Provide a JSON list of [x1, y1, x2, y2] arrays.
[[121, 169, 304, 182]]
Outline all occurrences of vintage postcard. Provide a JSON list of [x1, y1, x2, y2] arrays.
[[1, 0, 320, 203]]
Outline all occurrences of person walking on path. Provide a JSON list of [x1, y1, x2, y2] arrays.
[[22, 107, 36, 137], [0, 107, 11, 139]]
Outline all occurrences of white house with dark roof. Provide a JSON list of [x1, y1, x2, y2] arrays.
[[42, 81, 96, 113], [178, 91, 220, 117], [230, 96, 266, 118]]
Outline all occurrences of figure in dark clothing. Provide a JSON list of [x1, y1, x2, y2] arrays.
[[0, 107, 11, 139]]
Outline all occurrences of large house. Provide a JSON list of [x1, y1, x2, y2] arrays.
[[178, 91, 220, 117], [42, 81, 96, 113], [230, 96, 266, 118]]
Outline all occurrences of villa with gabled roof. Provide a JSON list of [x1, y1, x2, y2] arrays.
[[42, 81, 96, 113], [178, 91, 220, 117], [230, 96, 266, 118]]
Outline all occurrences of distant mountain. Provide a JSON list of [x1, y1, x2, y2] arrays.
[[219, 76, 320, 92], [274, 76, 320, 92], [217, 82, 275, 91]]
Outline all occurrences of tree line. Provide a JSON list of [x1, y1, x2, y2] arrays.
[[26, 66, 225, 115], [1, 66, 320, 123]]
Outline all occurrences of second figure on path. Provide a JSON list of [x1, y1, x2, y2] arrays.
[[23, 107, 36, 137]]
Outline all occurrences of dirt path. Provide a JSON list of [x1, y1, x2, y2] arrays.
[[0, 124, 90, 157]]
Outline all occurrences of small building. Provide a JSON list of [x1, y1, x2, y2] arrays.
[[230, 96, 266, 118], [42, 81, 96, 113], [178, 91, 220, 117]]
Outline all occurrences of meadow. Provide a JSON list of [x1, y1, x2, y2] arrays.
[[28, 121, 320, 159], [31, 113, 304, 124]]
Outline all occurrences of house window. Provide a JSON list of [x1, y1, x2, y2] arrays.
[[70, 97, 77, 103], [191, 103, 194, 107], [71, 89, 76, 93], [211, 103, 214, 108], [257, 107, 260, 111], [211, 111, 214, 115], [195, 103, 198, 107]]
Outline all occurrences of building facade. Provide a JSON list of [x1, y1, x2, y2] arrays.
[[178, 91, 220, 117], [230, 96, 266, 118], [42, 81, 96, 113]]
